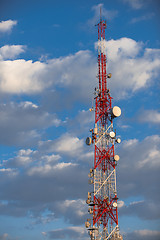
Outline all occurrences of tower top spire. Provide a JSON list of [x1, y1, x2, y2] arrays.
[[100, 5, 102, 22]]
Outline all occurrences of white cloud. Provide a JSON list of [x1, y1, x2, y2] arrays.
[[18, 149, 34, 156], [0, 133, 159, 226], [0, 101, 61, 146], [125, 229, 160, 240], [138, 148, 160, 168], [122, 0, 147, 9], [5, 146, 61, 169], [103, 38, 142, 60], [0, 45, 25, 60], [69, 109, 94, 130], [118, 135, 160, 206], [39, 133, 84, 157], [76, 110, 94, 126], [104, 38, 160, 98], [119, 124, 131, 129], [63, 110, 94, 142], [0, 60, 48, 94], [54, 134, 83, 155], [136, 229, 160, 237], [54, 199, 87, 222], [41, 154, 61, 163], [19, 101, 38, 109], [47, 226, 87, 240], [0, 130, 90, 221], [0, 168, 18, 177], [138, 109, 160, 124], [0, 168, 13, 173], [119, 199, 160, 220], [122, 139, 138, 147], [6, 148, 37, 167], [145, 48, 160, 57], [0, 162, 88, 224], [0, 20, 17, 33], [54, 162, 76, 169], [0, 50, 96, 96], [0, 40, 159, 101], [121, 135, 160, 169], [28, 162, 77, 176], [27, 164, 51, 176], [130, 13, 155, 23]]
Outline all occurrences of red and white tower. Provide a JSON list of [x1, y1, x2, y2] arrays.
[[85, 16, 123, 240]]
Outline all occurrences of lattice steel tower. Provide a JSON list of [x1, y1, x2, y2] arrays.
[[85, 16, 123, 240]]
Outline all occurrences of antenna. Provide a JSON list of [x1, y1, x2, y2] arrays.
[[100, 6, 102, 22]]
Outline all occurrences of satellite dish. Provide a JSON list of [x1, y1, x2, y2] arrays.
[[116, 138, 121, 144], [86, 137, 92, 145], [113, 202, 117, 208], [107, 73, 112, 78], [114, 155, 120, 161], [111, 106, 121, 118], [109, 131, 115, 138]]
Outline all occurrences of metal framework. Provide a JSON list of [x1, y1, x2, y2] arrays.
[[85, 17, 123, 240]]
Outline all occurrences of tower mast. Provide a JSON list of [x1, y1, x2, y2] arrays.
[[85, 15, 123, 240]]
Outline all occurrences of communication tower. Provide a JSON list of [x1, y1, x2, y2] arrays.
[[85, 16, 123, 240]]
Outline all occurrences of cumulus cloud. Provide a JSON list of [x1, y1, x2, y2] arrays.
[[122, 0, 147, 9], [104, 38, 160, 98], [0, 133, 159, 227], [119, 200, 160, 220], [0, 20, 17, 33], [130, 13, 155, 23], [28, 161, 77, 176], [0, 168, 18, 177], [38, 133, 93, 164], [51, 134, 84, 156], [0, 50, 96, 97], [39, 133, 85, 157], [117, 135, 160, 220], [138, 109, 160, 124], [50, 199, 88, 225], [0, 133, 89, 203], [0, 128, 92, 229], [0, 59, 49, 94], [5, 148, 38, 168], [124, 229, 160, 240], [0, 101, 61, 146], [68, 109, 94, 136], [47, 226, 88, 240], [0, 45, 25, 60], [0, 39, 159, 102], [121, 135, 160, 169]]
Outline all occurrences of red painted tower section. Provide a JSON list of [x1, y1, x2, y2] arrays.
[[85, 17, 123, 240]]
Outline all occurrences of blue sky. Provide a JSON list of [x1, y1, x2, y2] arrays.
[[0, 0, 160, 240]]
